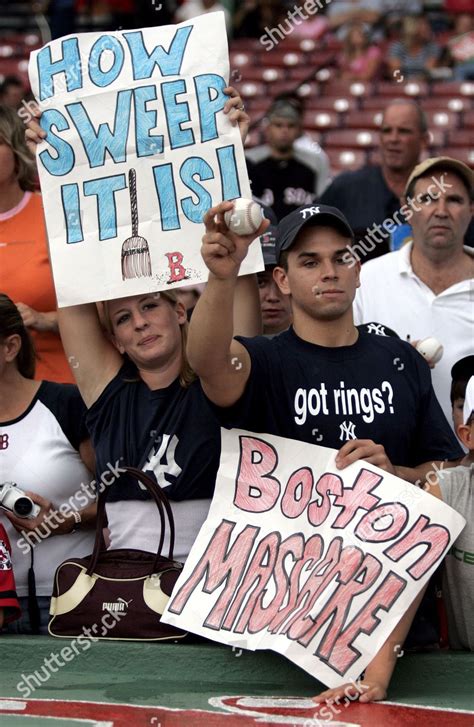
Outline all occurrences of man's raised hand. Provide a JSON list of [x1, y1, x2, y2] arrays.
[[202, 200, 269, 281]]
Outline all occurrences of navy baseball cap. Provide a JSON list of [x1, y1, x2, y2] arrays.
[[451, 355, 474, 383], [275, 205, 355, 261], [259, 225, 278, 267]]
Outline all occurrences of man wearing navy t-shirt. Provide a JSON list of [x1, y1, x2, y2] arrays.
[[187, 200, 463, 703], [189, 202, 461, 480]]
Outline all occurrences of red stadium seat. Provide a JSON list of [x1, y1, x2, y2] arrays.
[[229, 39, 262, 52], [377, 81, 429, 98], [239, 67, 287, 83], [422, 97, 472, 112], [326, 148, 367, 172], [323, 129, 378, 148], [256, 50, 307, 68], [344, 111, 383, 129], [244, 129, 263, 149], [431, 81, 474, 100], [295, 81, 320, 99], [442, 147, 474, 168], [229, 52, 255, 69], [463, 110, 474, 128], [320, 80, 374, 98], [240, 81, 267, 99], [267, 81, 298, 97], [445, 128, 473, 145], [425, 110, 460, 130], [304, 96, 357, 112], [303, 111, 340, 131]]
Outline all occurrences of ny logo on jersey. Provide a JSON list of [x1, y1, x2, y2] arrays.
[[339, 420, 356, 441], [300, 206, 320, 219], [142, 434, 182, 488], [366, 323, 387, 336]]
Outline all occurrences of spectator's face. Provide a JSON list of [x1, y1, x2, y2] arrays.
[[266, 117, 300, 154], [274, 226, 360, 322], [452, 396, 465, 431], [257, 268, 292, 334], [2, 85, 24, 110], [107, 293, 186, 368], [0, 138, 16, 186], [410, 172, 473, 252], [379, 104, 426, 173]]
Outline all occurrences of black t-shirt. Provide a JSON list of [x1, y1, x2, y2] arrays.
[[215, 328, 462, 468], [247, 156, 317, 221], [86, 362, 221, 502], [320, 165, 396, 260], [320, 164, 474, 255]]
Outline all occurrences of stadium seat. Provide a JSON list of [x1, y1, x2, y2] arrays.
[[425, 110, 460, 130], [431, 81, 474, 97], [256, 51, 307, 68], [377, 81, 429, 98], [229, 52, 255, 69], [427, 128, 447, 148], [323, 129, 377, 148], [463, 110, 474, 128], [240, 81, 267, 99], [320, 80, 374, 98], [442, 147, 474, 167], [240, 67, 287, 83], [303, 111, 340, 131], [422, 97, 472, 112], [296, 81, 320, 99], [304, 96, 357, 112], [326, 148, 367, 172], [344, 111, 383, 129], [445, 128, 473, 145]]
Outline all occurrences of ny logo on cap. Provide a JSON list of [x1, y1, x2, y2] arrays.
[[300, 206, 320, 219]]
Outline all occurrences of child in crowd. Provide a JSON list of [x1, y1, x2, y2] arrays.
[[0, 522, 21, 630], [450, 355, 474, 432], [427, 374, 474, 650]]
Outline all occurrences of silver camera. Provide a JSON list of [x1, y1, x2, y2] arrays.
[[0, 482, 41, 519]]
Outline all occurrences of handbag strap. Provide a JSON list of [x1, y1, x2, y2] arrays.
[[87, 466, 176, 576], [124, 466, 177, 561]]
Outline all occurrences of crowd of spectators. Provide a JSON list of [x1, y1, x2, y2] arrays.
[[0, 0, 472, 706]]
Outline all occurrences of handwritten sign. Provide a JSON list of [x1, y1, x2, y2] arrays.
[[28, 13, 262, 306], [163, 429, 465, 688]]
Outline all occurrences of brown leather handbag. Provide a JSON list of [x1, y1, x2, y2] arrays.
[[48, 466, 187, 641]]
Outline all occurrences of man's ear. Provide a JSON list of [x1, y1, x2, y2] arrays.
[[354, 259, 361, 289], [457, 422, 473, 451], [273, 266, 291, 296]]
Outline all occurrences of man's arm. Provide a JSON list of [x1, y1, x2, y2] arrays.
[[187, 200, 268, 408], [314, 588, 424, 703]]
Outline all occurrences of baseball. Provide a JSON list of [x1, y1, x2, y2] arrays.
[[416, 337, 444, 365], [224, 198, 263, 236]]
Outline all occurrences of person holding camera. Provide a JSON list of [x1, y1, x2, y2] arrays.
[[0, 293, 96, 634]]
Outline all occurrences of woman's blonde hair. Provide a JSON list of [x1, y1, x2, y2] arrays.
[[0, 106, 37, 192], [101, 291, 196, 388]]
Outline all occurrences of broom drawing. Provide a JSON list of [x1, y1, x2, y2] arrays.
[[121, 168, 152, 280]]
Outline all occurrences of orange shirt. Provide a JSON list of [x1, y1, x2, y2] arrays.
[[0, 192, 74, 383]]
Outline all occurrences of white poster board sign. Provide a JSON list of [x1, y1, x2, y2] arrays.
[[163, 429, 465, 688], [28, 13, 262, 306]]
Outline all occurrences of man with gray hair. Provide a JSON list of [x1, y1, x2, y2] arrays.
[[247, 96, 330, 220], [354, 156, 474, 426], [320, 98, 429, 261]]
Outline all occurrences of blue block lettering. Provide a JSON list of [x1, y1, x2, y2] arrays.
[[194, 74, 227, 143], [217, 145, 241, 200], [180, 157, 213, 223], [66, 91, 132, 168], [89, 35, 125, 88], [161, 80, 194, 150], [153, 164, 180, 231], [39, 109, 75, 176], [83, 174, 126, 240], [123, 27, 193, 81], [36, 38, 82, 101], [134, 85, 163, 157], [61, 183, 83, 243]]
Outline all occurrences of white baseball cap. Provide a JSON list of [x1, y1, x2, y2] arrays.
[[463, 376, 474, 425]]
